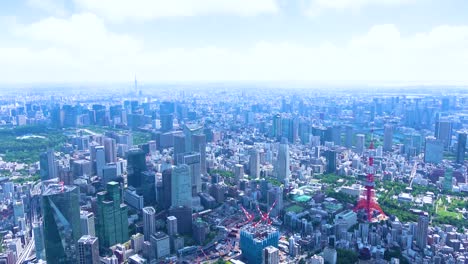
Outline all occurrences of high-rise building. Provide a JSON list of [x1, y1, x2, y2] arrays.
[[80, 211, 96, 236], [456, 132, 466, 164], [262, 246, 279, 264], [143, 207, 156, 241], [95, 146, 105, 178], [104, 138, 117, 163], [167, 206, 192, 235], [42, 184, 81, 263], [78, 235, 100, 264], [183, 123, 203, 153], [96, 181, 129, 250], [173, 134, 186, 165], [424, 136, 443, 164], [127, 148, 147, 188], [435, 119, 452, 149], [355, 134, 365, 154], [160, 114, 174, 132], [181, 152, 201, 195], [166, 216, 178, 237], [267, 186, 283, 217], [240, 224, 279, 264], [150, 232, 170, 259], [12, 200, 25, 225], [383, 124, 393, 152], [325, 150, 337, 174], [40, 149, 57, 181], [162, 169, 172, 209], [171, 165, 192, 208], [249, 148, 260, 178], [234, 164, 244, 186], [276, 138, 290, 182], [32, 221, 45, 260], [416, 214, 429, 250], [192, 218, 209, 245], [345, 125, 354, 148], [192, 134, 207, 175]]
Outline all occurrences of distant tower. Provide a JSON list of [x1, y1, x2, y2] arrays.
[[276, 138, 290, 182], [134, 74, 138, 95], [143, 207, 156, 241], [416, 214, 429, 250], [354, 129, 386, 222]]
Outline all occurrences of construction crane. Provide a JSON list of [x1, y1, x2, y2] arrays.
[[253, 200, 277, 227]]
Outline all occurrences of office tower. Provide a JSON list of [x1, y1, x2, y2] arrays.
[[72, 159, 92, 178], [126, 148, 147, 188], [356, 134, 365, 154], [124, 186, 144, 210], [281, 118, 295, 144], [96, 181, 129, 250], [435, 119, 452, 149], [276, 138, 290, 182], [193, 219, 209, 245], [289, 237, 296, 256], [424, 136, 443, 164], [168, 206, 192, 235], [78, 235, 100, 264], [383, 124, 393, 152], [42, 184, 80, 263], [325, 150, 337, 174], [95, 146, 105, 178], [171, 165, 192, 208], [272, 114, 282, 139], [240, 225, 280, 264], [13, 200, 25, 225], [173, 134, 186, 165], [32, 221, 45, 260], [104, 138, 117, 163], [143, 207, 156, 241], [140, 171, 157, 206], [102, 163, 118, 184], [443, 168, 453, 192], [183, 123, 203, 153], [160, 114, 173, 132], [150, 232, 170, 259], [234, 164, 244, 186], [416, 215, 429, 250], [162, 169, 172, 209], [40, 148, 57, 181], [345, 125, 354, 148], [331, 125, 341, 146], [166, 216, 178, 237], [456, 132, 466, 164], [80, 211, 96, 236], [192, 133, 207, 175], [267, 186, 283, 217], [323, 237, 337, 264], [249, 148, 260, 178], [262, 246, 279, 264], [181, 152, 201, 195]]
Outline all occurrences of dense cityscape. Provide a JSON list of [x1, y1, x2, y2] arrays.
[[0, 85, 466, 264]]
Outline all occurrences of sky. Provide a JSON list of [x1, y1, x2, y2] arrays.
[[0, 0, 468, 84]]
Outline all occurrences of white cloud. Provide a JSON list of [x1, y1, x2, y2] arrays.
[[305, 0, 416, 16], [1, 16, 467, 84], [27, 0, 68, 17], [73, 0, 279, 22]]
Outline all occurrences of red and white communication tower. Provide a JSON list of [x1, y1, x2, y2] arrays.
[[354, 129, 387, 222]]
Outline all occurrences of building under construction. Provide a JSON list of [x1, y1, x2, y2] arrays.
[[240, 224, 279, 264]]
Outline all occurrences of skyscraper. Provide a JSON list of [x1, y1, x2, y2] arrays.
[[80, 211, 96, 236], [162, 169, 172, 209], [166, 216, 178, 237], [234, 164, 244, 186], [456, 132, 466, 164], [267, 186, 283, 217], [383, 124, 393, 152], [40, 148, 57, 181], [180, 153, 201, 195], [276, 138, 290, 182], [435, 119, 452, 149], [78, 235, 100, 264], [249, 148, 260, 179], [127, 148, 147, 188], [192, 133, 207, 175], [424, 136, 443, 164], [143, 206, 156, 241], [104, 138, 117, 163], [356, 134, 365, 154], [325, 150, 337, 174], [32, 220, 45, 260], [96, 181, 129, 250], [262, 246, 279, 264], [42, 184, 81, 263], [95, 146, 105, 178], [171, 165, 192, 208], [416, 214, 429, 250]]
